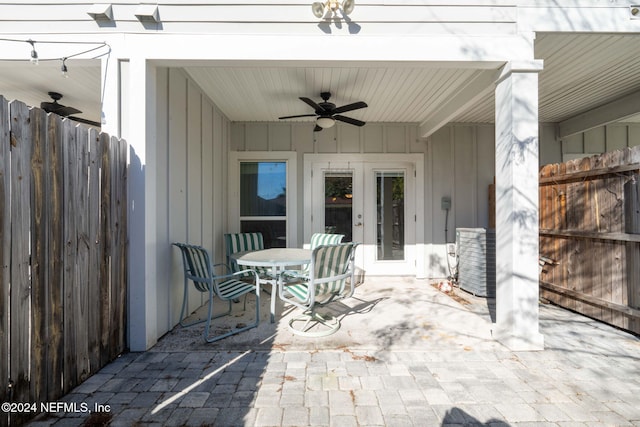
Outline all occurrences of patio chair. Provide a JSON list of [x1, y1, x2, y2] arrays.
[[282, 233, 344, 281], [224, 232, 271, 280], [173, 242, 260, 343], [279, 242, 358, 337], [310, 232, 345, 249]]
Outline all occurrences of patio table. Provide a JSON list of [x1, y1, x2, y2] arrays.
[[233, 248, 311, 323]]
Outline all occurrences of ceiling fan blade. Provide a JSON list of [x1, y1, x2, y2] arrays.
[[56, 105, 83, 116], [334, 115, 365, 127], [278, 113, 317, 120], [41, 102, 82, 117], [313, 124, 323, 132], [332, 101, 368, 115], [68, 116, 101, 127], [299, 97, 324, 112]]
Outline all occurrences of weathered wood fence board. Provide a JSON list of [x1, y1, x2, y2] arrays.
[[0, 97, 9, 419], [540, 146, 640, 335], [0, 97, 128, 426]]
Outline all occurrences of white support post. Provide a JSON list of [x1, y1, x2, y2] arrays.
[[127, 57, 158, 351], [493, 61, 545, 351]]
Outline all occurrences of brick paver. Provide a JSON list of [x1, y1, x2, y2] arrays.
[[24, 286, 640, 427]]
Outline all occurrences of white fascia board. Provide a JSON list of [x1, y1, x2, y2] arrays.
[[119, 33, 535, 64], [559, 89, 640, 139], [518, 4, 640, 33]]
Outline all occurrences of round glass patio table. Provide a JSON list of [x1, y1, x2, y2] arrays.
[[233, 248, 311, 323]]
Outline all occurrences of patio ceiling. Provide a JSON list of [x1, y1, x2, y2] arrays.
[[1, 33, 639, 131]]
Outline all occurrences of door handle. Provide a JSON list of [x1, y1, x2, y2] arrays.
[[355, 222, 363, 226]]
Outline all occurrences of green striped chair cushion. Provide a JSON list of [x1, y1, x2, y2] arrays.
[[224, 232, 269, 278], [176, 243, 214, 293], [283, 233, 344, 280], [285, 243, 354, 304], [310, 233, 344, 249]]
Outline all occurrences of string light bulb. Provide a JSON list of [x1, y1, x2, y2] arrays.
[[28, 39, 38, 64], [61, 58, 68, 78]]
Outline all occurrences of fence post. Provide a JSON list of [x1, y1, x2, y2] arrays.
[[624, 175, 640, 333]]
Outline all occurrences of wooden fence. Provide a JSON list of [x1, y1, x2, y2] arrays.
[[539, 146, 640, 336], [0, 96, 127, 426]]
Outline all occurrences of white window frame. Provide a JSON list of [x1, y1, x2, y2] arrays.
[[228, 151, 297, 247]]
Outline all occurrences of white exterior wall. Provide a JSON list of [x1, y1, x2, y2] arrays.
[[232, 122, 502, 278], [561, 123, 640, 161], [154, 68, 230, 336]]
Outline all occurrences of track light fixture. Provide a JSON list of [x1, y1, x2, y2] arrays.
[[312, 0, 355, 18]]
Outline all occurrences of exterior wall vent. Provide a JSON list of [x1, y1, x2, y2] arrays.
[[455, 228, 496, 298]]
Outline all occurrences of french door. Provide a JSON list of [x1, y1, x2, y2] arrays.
[[305, 155, 421, 276]]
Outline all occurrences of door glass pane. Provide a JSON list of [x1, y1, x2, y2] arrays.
[[377, 171, 404, 260], [324, 172, 353, 242]]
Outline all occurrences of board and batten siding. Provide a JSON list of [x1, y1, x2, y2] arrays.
[[561, 123, 640, 162], [231, 121, 509, 278], [153, 67, 230, 335], [142, 78, 561, 337]]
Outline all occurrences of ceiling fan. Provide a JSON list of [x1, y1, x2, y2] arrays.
[[40, 91, 101, 127], [279, 92, 367, 132]]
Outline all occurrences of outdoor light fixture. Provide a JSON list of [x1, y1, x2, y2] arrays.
[[61, 58, 69, 78], [28, 39, 38, 64], [135, 4, 160, 23], [87, 3, 113, 21], [316, 116, 336, 129], [312, 0, 355, 18]]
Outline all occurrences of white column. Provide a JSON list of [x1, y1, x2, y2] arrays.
[[127, 57, 158, 351], [493, 61, 545, 351]]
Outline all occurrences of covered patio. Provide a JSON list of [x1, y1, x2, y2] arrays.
[[2, 0, 640, 355], [26, 277, 640, 426]]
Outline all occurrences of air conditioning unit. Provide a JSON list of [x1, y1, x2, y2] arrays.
[[455, 228, 495, 298]]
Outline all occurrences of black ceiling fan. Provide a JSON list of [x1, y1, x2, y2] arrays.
[[279, 92, 367, 132], [40, 91, 101, 127]]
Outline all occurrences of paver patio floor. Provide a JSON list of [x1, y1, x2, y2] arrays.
[[26, 277, 640, 426]]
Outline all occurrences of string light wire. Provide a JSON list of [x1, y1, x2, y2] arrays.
[[0, 37, 111, 76]]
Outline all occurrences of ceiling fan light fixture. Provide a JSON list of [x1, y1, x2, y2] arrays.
[[316, 116, 336, 129]]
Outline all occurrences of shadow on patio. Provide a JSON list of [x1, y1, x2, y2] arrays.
[[26, 276, 640, 426], [151, 276, 504, 355]]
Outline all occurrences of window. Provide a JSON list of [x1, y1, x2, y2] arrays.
[[239, 161, 287, 248]]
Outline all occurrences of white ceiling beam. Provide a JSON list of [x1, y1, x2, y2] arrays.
[[419, 69, 499, 139], [558, 89, 640, 139]]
